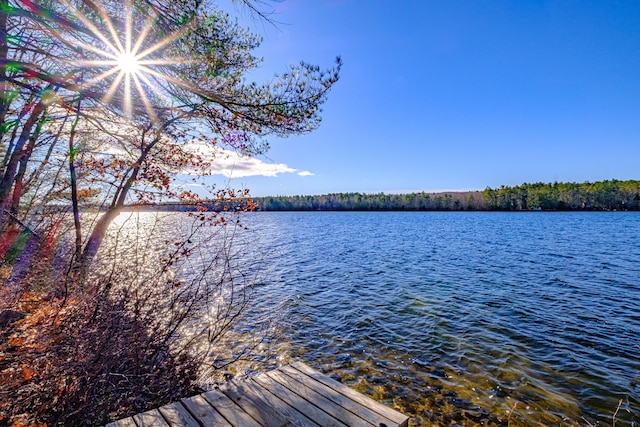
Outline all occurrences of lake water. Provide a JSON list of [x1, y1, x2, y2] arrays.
[[113, 211, 640, 426]]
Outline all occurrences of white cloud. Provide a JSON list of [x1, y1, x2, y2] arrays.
[[182, 142, 305, 178], [211, 153, 296, 178]]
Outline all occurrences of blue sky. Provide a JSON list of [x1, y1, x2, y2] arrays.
[[201, 0, 640, 197]]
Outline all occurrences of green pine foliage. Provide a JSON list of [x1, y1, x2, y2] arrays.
[[252, 180, 640, 211]]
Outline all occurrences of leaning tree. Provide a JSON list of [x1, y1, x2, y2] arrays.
[[0, 0, 340, 262], [0, 1, 340, 424]]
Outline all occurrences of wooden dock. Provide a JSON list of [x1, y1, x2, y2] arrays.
[[106, 361, 409, 427]]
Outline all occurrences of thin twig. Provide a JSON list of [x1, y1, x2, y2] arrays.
[[612, 398, 623, 427], [3, 209, 40, 238], [507, 401, 518, 427]]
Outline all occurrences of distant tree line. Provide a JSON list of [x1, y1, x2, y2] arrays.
[[251, 180, 640, 211], [482, 180, 640, 211]]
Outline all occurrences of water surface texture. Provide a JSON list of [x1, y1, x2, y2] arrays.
[[117, 211, 640, 426]]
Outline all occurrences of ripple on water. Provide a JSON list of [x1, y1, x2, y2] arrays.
[[106, 211, 640, 426]]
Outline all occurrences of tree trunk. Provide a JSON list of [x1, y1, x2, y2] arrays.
[[80, 130, 162, 264], [0, 0, 10, 128], [69, 98, 83, 260], [80, 206, 121, 263], [0, 102, 46, 225], [9, 111, 48, 215]]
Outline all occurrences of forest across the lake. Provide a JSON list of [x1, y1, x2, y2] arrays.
[[250, 179, 640, 211]]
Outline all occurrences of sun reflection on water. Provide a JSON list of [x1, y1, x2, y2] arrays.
[[98, 211, 640, 426]]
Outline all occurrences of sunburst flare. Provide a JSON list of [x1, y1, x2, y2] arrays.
[[61, 0, 191, 121]]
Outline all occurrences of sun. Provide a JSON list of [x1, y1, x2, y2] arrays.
[[116, 52, 140, 75], [66, 0, 191, 121]]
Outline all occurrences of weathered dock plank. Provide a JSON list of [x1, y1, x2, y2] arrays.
[[265, 369, 356, 426], [132, 408, 170, 427], [181, 394, 233, 427], [290, 362, 409, 427], [104, 362, 409, 427], [268, 368, 373, 427], [242, 376, 319, 426], [157, 402, 200, 427], [105, 417, 137, 427], [251, 373, 331, 427], [201, 388, 262, 427], [220, 379, 292, 427], [280, 364, 399, 427]]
